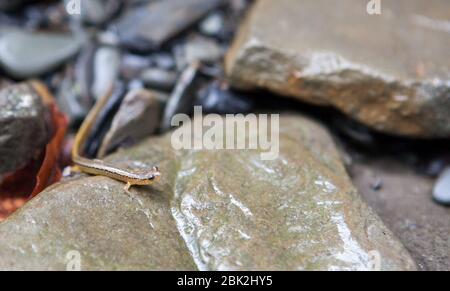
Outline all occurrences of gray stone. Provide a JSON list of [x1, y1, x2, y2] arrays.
[[97, 89, 162, 158], [0, 114, 416, 270], [433, 167, 450, 206], [0, 31, 83, 79], [0, 82, 48, 174], [226, 0, 450, 138], [113, 0, 224, 52]]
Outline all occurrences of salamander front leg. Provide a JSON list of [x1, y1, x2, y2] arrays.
[[124, 182, 132, 195]]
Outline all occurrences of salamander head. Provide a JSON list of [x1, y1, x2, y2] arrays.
[[145, 166, 161, 184]]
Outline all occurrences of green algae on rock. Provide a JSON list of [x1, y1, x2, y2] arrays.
[[0, 114, 416, 270]]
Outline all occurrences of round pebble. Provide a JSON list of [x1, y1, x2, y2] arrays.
[[433, 167, 450, 206]]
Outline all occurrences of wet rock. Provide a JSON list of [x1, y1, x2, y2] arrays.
[[140, 68, 178, 92], [65, 0, 122, 25], [0, 115, 416, 270], [98, 89, 162, 157], [0, 83, 48, 174], [226, 0, 450, 138], [433, 168, 450, 206], [0, 30, 83, 79], [91, 46, 121, 100], [0, 176, 197, 271], [349, 158, 450, 270], [113, 0, 224, 52]]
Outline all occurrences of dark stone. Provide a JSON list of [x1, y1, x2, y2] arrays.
[[0, 83, 48, 174]]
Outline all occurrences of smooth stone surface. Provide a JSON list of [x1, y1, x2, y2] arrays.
[[0, 83, 47, 174], [433, 167, 450, 205], [91, 46, 121, 100], [349, 158, 450, 270], [0, 31, 82, 79], [226, 0, 450, 138], [113, 0, 224, 52], [98, 89, 162, 157], [0, 115, 416, 270]]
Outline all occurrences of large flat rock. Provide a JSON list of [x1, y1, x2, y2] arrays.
[[0, 114, 416, 270], [226, 0, 450, 137]]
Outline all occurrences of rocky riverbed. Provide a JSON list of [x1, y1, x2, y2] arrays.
[[0, 0, 448, 271]]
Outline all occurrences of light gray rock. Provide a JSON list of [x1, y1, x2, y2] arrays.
[[0, 82, 48, 174], [0, 31, 83, 79], [0, 114, 416, 270], [226, 0, 450, 138], [433, 167, 450, 206]]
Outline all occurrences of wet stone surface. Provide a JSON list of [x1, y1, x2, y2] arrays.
[[0, 115, 416, 270], [226, 0, 450, 138], [0, 83, 48, 174]]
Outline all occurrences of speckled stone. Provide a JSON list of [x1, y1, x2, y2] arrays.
[[0, 114, 416, 270], [0, 83, 47, 174], [226, 0, 450, 137]]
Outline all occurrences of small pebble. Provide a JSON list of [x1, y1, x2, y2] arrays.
[[433, 167, 450, 206], [199, 12, 225, 37]]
